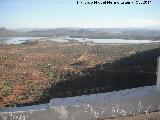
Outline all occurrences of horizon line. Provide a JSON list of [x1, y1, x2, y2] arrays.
[[1, 26, 160, 30]]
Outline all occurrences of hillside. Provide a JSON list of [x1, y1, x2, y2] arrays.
[[0, 28, 18, 37], [1, 27, 160, 40], [0, 40, 160, 108], [23, 28, 160, 40]]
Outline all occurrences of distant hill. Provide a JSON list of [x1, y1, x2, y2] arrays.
[[23, 28, 160, 40], [0, 27, 18, 37], [1, 27, 160, 40]]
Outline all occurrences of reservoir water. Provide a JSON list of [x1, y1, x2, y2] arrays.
[[1, 37, 160, 44]]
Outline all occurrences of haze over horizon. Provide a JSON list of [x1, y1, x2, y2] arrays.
[[2, 26, 160, 30], [0, 0, 160, 28]]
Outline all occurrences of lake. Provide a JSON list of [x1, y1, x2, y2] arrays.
[[4, 37, 47, 44], [1, 37, 160, 44]]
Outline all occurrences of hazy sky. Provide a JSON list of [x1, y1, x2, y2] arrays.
[[0, 0, 160, 28]]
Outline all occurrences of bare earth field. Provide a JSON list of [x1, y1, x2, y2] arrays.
[[0, 40, 160, 108]]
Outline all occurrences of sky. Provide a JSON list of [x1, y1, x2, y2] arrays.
[[0, 0, 160, 28]]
